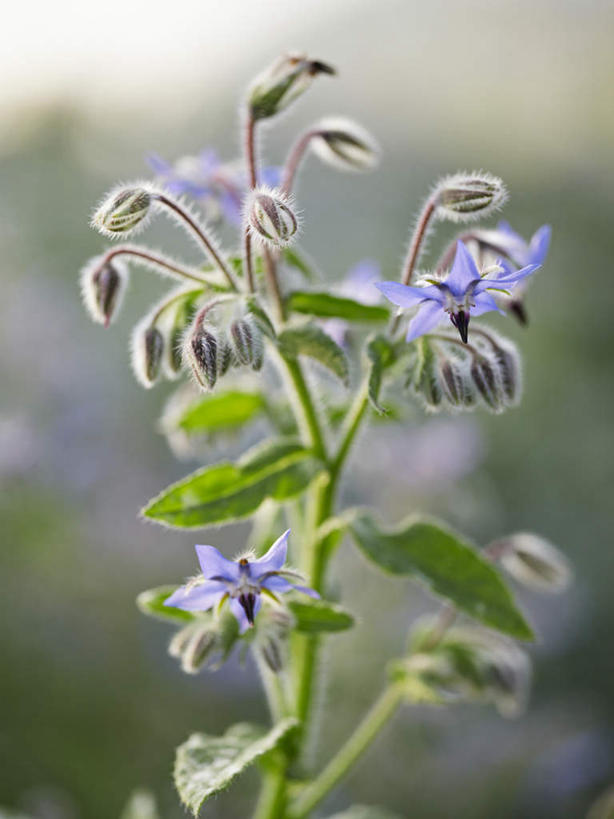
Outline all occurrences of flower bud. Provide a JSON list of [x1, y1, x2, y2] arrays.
[[92, 185, 152, 237], [131, 321, 164, 389], [230, 317, 264, 370], [184, 325, 218, 390], [435, 172, 507, 223], [80, 256, 128, 327], [487, 335, 521, 405], [247, 187, 298, 249], [248, 53, 335, 120], [438, 358, 465, 406], [494, 532, 572, 593], [470, 354, 504, 412], [218, 335, 235, 377], [181, 625, 218, 674], [310, 117, 379, 172]]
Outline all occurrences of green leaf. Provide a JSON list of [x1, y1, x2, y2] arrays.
[[136, 585, 196, 623], [142, 438, 323, 528], [176, 390, 265, 435], [120, 790, 160, 819], [278, 324, 350, 386], [349, 513, 534, 640], [365, 335, 396, 414], [174, 719, 298, 816], [283, 247, 318, 281], [245, 296, 277, 339], [286, 291, 389, 323], [324, 807, 404, 819], [288, 598, 355, 633]]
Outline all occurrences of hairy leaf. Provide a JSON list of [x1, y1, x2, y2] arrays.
[[174, 719, 298, 816], [286, 291, 389, 322], [288, 598, 355, 633], [349, 513, 533, 640], [278, 324, 349, 385], [177, 390, 265, 434], [136, 585, 196, 623], [142, 439, 323, 528]]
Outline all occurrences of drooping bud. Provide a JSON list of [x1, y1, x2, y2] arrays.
[[181, 625, 218, 674], [248, 53, 335, 120], [438, 358, 465, 406], [247, 187, 299, 249], [163, 293, 198, 379], [492, 532, 572, 593], [217, 335, 235, 377], [230, 317, 264, 370], [92, 184, 153, 237], [131, 321, 164, 389], [470, 353, 504, 412], [310, 117, 379, 172], [485, 333, 521, 404], [80, 256, 128, 327], [255, 607, 292, 673], [184, 326, 218, 391], [435, 172, 507, 223]]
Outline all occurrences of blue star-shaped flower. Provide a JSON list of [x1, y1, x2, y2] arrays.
[[164, 530, 317, 633], [483, 221, 551, 270], [376, 240, 540, 344]]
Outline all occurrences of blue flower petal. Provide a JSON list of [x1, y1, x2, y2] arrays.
[[529, 225, 551, 266], [476, 263, 540, 294], [406, 300, 445, 342], [376, 281, 443, 308], [261, 575, 319, 598], [446, 241, 481, 296], [164, 581, 227, 612], [471, 291, 503, 317], [195, 545, 240, 581], [252, 530, 290, 576]]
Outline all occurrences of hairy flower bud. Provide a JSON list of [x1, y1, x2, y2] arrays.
[[230, 317, 264, 370], [80, 256, 128, 327], [92, 185, 153, 237], [310, 117, 379, 172], [184, 325, 218, 390], [438, 358, 465, 406], [131, 321, 164, 389], [247, 187, 298, 249], [435, 172, 507, 223], [181, 625, 218, 674], [248, 53, 335, 120], [493, 532, 572, 593], [470, 354, 504, 412], [218, 335, 234, 377], [412, 339, 443, 410]]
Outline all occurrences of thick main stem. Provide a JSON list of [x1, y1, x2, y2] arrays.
[[289, 684, 404, 819]]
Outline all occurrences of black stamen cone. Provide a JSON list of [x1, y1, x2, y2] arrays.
[[450, 310, 470, 343], [239, 593, 257, 626], [509, 299, 528, 326]]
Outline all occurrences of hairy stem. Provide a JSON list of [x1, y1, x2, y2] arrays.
[[389, 194, 438, 335], [281, 130, 317, 196], [153, 193, 238, 290], [289, 684, 404, 818], [103, 246, 210, 286]]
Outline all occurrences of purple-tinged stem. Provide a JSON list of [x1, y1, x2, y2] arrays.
[[281, 129, 317, 196], [152, 193, 237, 291], [102, 246, 208, 286]]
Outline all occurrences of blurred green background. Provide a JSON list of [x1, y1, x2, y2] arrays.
[[1, 1, 613, 817]]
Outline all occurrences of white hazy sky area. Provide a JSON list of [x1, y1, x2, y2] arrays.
[[1, 0, 614, 174]]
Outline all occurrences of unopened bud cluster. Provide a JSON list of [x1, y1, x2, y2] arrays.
[[183, 303, 264, 392], [434, 172, 507, 223], [169, 608, 239, 674], [405, 622, 531, 717], [411, 329, 521, 414]]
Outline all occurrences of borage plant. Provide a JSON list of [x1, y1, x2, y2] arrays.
[[80, 53, 571, 819]]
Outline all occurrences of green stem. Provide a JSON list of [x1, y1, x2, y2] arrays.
[[278, 353, 327, 462], [253, 767, 288, 819], [331, 377, 370, 478], [289, 684, 404, 819]]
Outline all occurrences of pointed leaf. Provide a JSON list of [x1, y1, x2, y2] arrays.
[[174, 719, 298, 816], [176, 390, 265, 435], [137, 585, 196, 623], [349, 513, 534, 640], [287, 291, 389, 323], [283, 247, 318, 281], [142, 438, 323, 528], [288, 598, 355, 633], [278, 324, 349, 385]]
